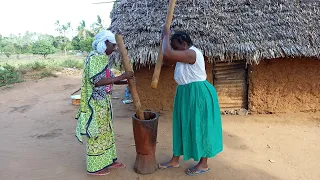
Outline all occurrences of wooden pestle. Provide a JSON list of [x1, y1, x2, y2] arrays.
[[151, 0, 177, 89], [115, 35, 145, 120]]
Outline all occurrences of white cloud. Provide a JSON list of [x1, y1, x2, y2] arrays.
[[0, 0, 114, 37]]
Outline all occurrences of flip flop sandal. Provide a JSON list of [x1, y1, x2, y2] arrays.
[[158, 162, 180, 169], [87, 169, 110, 176], [186, 167, 210, 176], [109, 162, 126, 169]]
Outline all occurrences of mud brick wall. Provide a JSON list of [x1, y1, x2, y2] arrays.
[[248, 58, 320, 113]]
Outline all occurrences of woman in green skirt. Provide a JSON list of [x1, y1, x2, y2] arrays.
[[158, 29, 223, 176], [75, 30, 134, 176]]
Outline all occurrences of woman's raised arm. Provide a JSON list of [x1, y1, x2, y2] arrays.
[[162, 32, 196, 64]]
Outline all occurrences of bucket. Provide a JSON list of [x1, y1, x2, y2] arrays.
[[70, 95, 81, 106]]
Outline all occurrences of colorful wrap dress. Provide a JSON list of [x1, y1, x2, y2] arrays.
[[75, 51, 117, 173], [172, 46, 223, 161]]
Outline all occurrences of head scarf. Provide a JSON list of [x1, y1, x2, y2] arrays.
[[92, 30, 116, 54]]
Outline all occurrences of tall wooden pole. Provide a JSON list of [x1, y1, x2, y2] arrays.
[[115, 35, 145, 120], [150, 0, 177, 89]]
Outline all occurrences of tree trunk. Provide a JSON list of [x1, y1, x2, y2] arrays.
[[132, 111, 159, 175]]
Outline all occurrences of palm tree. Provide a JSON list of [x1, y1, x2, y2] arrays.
[[91, 15, 104, 34], [77, 20, 93, 39], [55, 20, 71, 55]]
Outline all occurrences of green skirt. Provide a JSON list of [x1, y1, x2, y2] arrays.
[[172, 80, 223, 161]]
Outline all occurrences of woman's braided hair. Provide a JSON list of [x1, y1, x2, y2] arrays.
[[170, 31, 193, 46]]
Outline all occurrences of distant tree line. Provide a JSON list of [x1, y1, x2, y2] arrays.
[[0, 15, 105, 59]]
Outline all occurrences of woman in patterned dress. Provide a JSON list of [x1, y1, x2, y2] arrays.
[[75, 30, 134, 176]]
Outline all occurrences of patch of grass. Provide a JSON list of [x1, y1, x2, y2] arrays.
[[30, 61, 46, 70], [17, 61, 47, 74], [60, 59, 83, 69], [47, 63, 63, 71], [37, 69, 58, 79], [17, 64, 32, 74], [2, 85, 14, 90], [0, 64, 23, 87], [0, 54, 84, 83]]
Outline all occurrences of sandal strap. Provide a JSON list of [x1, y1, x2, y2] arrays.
[[158, 162, 180, 169], [110, 162, 126, 168], [87, 169, 110, 176], [186, 167, 210, 175]]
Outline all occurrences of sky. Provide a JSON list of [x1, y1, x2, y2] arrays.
[[0, 0, 114, 37]]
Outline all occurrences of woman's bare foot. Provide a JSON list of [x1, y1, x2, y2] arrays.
[[189, 163, 209, 171], [158, 156, 180, 169], [186, 158, 210, 176]]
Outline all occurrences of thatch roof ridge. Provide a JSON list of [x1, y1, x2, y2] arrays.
[[109, 0, 320, 66]]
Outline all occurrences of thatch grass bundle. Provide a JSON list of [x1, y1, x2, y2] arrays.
[[109, 0, 320, 68]]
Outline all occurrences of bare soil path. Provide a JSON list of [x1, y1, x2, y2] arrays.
[[0, 75, 319, 180]]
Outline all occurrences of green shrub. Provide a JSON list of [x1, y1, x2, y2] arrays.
[[0, 64, 23, 86], [31, 40, 56, 58], [17, 61, 46, 74], [17, 64, 32, 74], [60, 59, 83, 69], [30, 61, 46, 70], [48, 64, 63, 71], [37, 69, 57, 79], [4, 52, 11, 58], [79, 37, 94, 52]]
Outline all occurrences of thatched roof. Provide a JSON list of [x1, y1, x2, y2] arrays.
[[109, 0, 320, 67]]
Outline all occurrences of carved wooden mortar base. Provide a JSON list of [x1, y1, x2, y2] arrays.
[[132, 111, 159, 175]]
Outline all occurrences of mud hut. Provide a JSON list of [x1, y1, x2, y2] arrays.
[[109, 0, 320, 114]]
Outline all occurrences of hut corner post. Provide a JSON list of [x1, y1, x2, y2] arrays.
[[115, 35, 144, 120], [150, 0, 177, 89]]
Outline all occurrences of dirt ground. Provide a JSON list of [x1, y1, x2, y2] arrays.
[[0, 75, 320, 180]]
